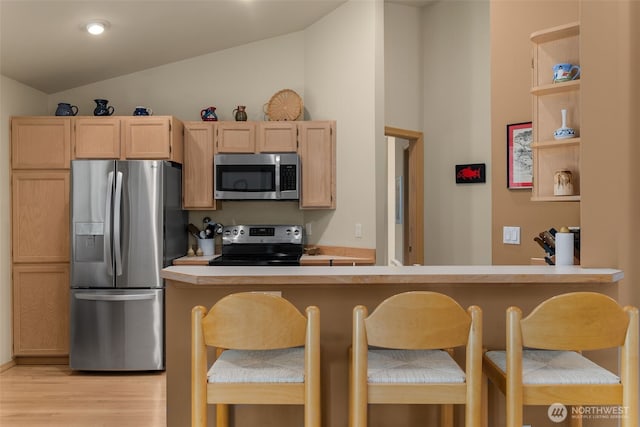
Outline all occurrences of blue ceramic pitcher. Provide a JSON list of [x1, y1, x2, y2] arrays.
[[93, 99, 115, 116], [55, 102, 78, 116]]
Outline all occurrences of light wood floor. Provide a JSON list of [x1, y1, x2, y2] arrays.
[[0, 365, 166, 427]]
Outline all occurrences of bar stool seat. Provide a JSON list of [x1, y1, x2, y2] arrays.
[[484, 349, 620, 385], [368, 349, 466, 384], [208, 348, 305, 383]]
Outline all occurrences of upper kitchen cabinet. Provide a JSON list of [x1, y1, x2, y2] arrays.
[[257, 122, 298, 152], [11, 117, 71, 169], [298, 121, 336, 209], [73, 117, 121, 159], [215, 121, 256, 153], [123, 116, 184, 163], [183, 122, 217, 210], [530, 22, 581, 201]]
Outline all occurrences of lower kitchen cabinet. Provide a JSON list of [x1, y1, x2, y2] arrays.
[[12, 264, 70, 356]]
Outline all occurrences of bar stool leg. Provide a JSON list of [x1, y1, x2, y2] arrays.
[[569, 407, 582, 427], [216, 404, 229, 427], [440, 404, 454, 427]]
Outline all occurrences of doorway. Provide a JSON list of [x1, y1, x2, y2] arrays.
[[384, 126, 424, 265]]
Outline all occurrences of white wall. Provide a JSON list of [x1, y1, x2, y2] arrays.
[[0, 75, 48, 365], [386, 1, 491, 265]]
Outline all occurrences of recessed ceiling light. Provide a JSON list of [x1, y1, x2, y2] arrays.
[[86, 20, 109, 35]]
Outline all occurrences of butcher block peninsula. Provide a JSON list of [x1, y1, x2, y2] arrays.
[[161, 265, 623, 427]]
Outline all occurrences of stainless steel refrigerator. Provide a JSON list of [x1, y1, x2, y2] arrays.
[[70, 160, 187, 371]]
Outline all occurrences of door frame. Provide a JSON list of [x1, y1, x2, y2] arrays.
[[384, 126, 424, 265]]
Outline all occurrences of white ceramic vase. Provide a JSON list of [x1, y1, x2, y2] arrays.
[[554, 109, 576, 140]]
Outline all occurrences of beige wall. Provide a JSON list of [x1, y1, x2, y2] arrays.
[[303, 0, 380, 251], [0, 75, 48, 365], [490, 0, 580, 265], [385, 1, 492, 265], [51, 0, 380, 251]]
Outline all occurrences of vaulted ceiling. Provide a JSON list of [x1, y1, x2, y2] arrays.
[[1, 0, 436, 94]]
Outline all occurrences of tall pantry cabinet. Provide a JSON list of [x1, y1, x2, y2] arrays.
[[10, 115, 184, 360], [11, 117, 71, 358]]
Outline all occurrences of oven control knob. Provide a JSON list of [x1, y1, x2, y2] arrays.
[[233, 229, 238, 235]]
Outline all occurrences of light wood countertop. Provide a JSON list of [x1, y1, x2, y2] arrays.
[[161, 265, 623, 286]]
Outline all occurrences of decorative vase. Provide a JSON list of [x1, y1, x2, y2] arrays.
[[553, 109, 576, 140], [93, 99, 114, 116], [553, 170, 574, 196], [233, 105, 247, 121], [55, 102, 78, 116], [200, 106, 218, 121]]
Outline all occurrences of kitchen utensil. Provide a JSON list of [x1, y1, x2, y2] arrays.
[[187, 223, 201, 239]]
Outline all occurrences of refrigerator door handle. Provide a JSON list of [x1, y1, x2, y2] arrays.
[[74, 292, 156, 302], [114, 171, 123, 276], [104, 171, 114, 276]]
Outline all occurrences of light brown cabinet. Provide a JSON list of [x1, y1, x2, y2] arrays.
[[12, 264, 70, 356], [10, 117, 71, 358], [11, 171, 70, 263], [124, 116, 183, 162], [72, 116, 184, 163], [183, 120, 336, 209], [73, 117, 121, 158], [531, 22, 581, 201], [257, 122, 297, 152], [183, 122, 217, 210], [11, 117, 71, 169], [298, 121, 336, 209], [215, 121, 298, 153], [215, 121, 257, 153]]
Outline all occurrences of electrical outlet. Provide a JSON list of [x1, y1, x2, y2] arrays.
[[503, 226, 521, 244], [355, 223, 363, 238], [305, 222, 312, 236]]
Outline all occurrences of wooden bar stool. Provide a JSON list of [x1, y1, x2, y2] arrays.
[[349, 291, 483, 427], [191, 292, 320, 427], [483, 292, 638, 427]]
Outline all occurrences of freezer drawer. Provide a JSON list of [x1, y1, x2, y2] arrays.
[[70, 289, 164, 371]]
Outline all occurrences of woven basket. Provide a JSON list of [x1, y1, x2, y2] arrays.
[[265, 89, 303, 121]]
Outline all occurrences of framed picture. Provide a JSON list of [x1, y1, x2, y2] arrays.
[[507, 122, 533, 189]]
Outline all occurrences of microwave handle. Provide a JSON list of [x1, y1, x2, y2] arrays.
[[275, 154, 281, 198]]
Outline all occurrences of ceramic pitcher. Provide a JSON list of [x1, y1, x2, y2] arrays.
[[93, 99, 115, 116]]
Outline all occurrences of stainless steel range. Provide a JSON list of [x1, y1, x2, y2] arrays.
[[208, 224, 303, 266]]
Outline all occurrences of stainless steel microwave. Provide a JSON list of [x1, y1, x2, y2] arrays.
[[214, 153, 300, 200]]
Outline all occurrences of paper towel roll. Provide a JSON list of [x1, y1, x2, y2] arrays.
[[555, 232, 574, 265]]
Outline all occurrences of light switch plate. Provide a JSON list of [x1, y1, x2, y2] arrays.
[[503, 226, 521, 244]]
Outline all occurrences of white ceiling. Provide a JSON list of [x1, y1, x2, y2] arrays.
[[1, 0, 435, 94], [0, 0, 346, 94]]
